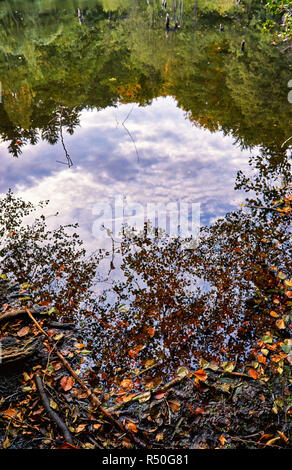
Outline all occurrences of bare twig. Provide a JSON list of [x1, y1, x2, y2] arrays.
[[34, 373, 73, 444]]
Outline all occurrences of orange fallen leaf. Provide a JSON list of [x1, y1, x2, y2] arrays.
[[17, 326, 30, 337], [120, 379, 133, 390], [219, 434, 226, 446], [127, 422, 138, 433], [248, 368, 258, 379], [60, 376, 75, 391], [148, 327, 155, 338], [3, 408, 18, 419], [270, 311, 280, 318], [194, 369, 208, 382], [276, 319, 286, 329]]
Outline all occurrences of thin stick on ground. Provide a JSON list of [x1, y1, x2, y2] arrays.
[[34, 373, 73, 444], [23, 306, 147, 448]]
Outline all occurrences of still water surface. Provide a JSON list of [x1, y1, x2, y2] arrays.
[[0, 1, 291, 391]]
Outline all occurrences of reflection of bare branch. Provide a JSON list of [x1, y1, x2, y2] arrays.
[[281, 136, 292, 148], [56, 106, 73, 168], [116, 106, 140, 162], [122, 122, 140, 163], [122, 105, 134, 126]]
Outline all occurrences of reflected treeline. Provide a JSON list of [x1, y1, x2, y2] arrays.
[[0, 153, 290, 387], [78, 147, 291, 389], [0, 0, 291, 157]]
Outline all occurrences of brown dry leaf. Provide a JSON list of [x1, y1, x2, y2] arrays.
[[259, 433, 274, 442], [156, 433, 164, 442], [60, 375, 75, 392], [145, 381, 155, 390], [17, 326, 30, 337], [122, 439, 133, 449], [276, 319, 286, 329], [248, 368, 258, 379], [270, 311, 280, 318], [72, 388, 88, 399], [75, 424, 87, 433], [3, 408, 18, 419], [257, 355, 267, 365], [194, 406, 205, 415], [194, 369, 208, 382], [120, 379, 133, 390], [168, 400, 181, 412], [219, 434, 226, 446], [74, 343, 85, 349], [127, 422, 138, 433], [52, 361, 63, 371], [122, 393, 136, 403], [2, 436, 11, 448], [148, 327, 155, 338]]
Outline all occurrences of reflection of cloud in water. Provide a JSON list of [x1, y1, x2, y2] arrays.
[[0, 97, 253, 253]]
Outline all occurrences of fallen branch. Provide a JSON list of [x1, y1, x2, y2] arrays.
[[23, 306, 146, 448], [34, 373, 73, 444], [0, 336, 40, 365], [0, 308, 26, 323]]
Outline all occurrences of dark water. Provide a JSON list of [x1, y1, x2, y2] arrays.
[[0, 0, 291, 393]]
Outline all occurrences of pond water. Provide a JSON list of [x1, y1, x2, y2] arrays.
[[0, 0, 291, 393]]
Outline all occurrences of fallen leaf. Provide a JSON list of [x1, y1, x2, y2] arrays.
[[176, 366, 189, 377], [120, 379, 133, 390], [17, 326, 30, 337], [148, 327, 155, 338], [194, 369, 208, 381], [219, 434, 226, 446], [276, 319, 286, 329], [168, 400, 181, 412], [248, 368, 258, 379], [60, 376, 75, 392], [127, 422, 138, 433]]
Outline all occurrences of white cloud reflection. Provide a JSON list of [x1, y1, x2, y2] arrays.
[[0, 97, 253, 251]]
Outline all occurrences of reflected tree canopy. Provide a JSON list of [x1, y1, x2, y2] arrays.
[[0, 0, 291, 392], [0, 0, 291, 157]]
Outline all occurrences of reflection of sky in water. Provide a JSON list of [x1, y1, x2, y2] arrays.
[[0, 96, 253, 254]]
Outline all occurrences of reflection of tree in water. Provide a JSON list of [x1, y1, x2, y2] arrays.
[[0, 0, 291, 158], [0, 148, 290, 391], [83, 148, 291, 390]]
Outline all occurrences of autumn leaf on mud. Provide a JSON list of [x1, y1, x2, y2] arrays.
[[148, 327, 155, 338], [60, 376, 75, 391], [275, 319, 286, 329], [127, 422, 138, 433], [219, 434, 226, 446], [270, 311, 280, 318], [248, 368, 258, 379], [193, 369, 208, 382], [120, 379, 133, 390], [168, 400, 181, 412], [17, 326, 30, 337]]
